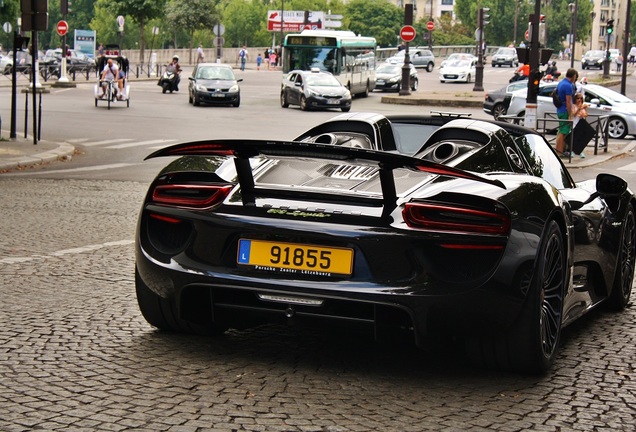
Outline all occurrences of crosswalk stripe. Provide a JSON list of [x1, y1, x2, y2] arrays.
[[105, 139, 178, 149], [80, 138, 134, 147]]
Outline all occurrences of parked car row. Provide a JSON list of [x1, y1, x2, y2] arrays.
[[483, 82, 636, 139]]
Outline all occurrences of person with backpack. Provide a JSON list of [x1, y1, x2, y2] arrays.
[[555, 68, 578, 156], [238, 46, 248, 71]]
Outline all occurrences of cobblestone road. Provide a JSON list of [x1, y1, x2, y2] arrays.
[[1, 179, 635, 431]]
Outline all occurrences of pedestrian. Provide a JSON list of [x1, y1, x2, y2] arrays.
[[256, 53, 262, 71], [264, 50, 270, 70], [555, 68, 578, 156], [98, 43, 104, 58], [559, 50, 563, 60], [269, 50, 277, 70], [519, 41, 526, 48], [630, 45, 636, 66], [238, 45, 248, 71], [616, 53, 623, 72], [571, 92, 589, 158], [196, 44, 204, 64]]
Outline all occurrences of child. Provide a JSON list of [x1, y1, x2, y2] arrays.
[[256, 53, 262, 71]]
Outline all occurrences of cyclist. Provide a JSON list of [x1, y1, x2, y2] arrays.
[[99, 58, 124, 99]]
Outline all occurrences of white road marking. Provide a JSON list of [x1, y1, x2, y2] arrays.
[[9, 163, 139, 175], [105, 139, 177, 149], [617, 162, 636, 171], [0, 240, 134, 265], [80, 138, 134, 147]]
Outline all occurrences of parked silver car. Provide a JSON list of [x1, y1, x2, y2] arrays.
[[491, 47, 519, 68], [386, 48, 435, 72], [506, 83, 636, 139]]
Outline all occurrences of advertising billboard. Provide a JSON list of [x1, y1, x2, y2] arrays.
[[267, 10, 324, 32]]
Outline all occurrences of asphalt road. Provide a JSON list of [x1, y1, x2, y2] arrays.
[[1, 60, 636, 431]]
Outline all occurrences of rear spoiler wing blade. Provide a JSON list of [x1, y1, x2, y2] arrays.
[[146, 139, 505, 216]]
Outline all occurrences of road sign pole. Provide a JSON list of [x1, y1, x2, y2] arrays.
[[58, 18, 70, 83], [399, 5, 414, 96]]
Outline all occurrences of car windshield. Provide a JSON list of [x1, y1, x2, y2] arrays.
[[586, 50, 604, 57], [305, 74, 341, 86], [447, 60, 470, 68], [197, 67, 234, 80], [376, 64, 401, 74], [497, 48, 515, 55], [588, 86, 635, 104]]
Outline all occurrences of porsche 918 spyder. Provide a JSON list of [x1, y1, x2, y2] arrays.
[[135, 112, 635, 374]]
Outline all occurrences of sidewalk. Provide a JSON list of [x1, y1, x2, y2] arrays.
[[0, 132, 75, 172]]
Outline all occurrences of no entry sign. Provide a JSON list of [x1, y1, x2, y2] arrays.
[[426, 21, 435, 31], [56, 20, 68, 36], [400, 25, 416, 43]]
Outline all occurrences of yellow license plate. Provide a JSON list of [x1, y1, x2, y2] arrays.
[[237, 239, 354, 276]]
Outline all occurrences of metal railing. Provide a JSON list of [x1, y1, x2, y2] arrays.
[[499, 113, 610, 162]]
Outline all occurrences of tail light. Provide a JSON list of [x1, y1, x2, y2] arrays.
[[403, 202, 510, 236], [151, 183, 233, 209]]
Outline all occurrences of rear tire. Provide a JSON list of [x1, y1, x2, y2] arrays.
[[135, 267, 226, 336], [280, 91, 289, 108], [300, 95, 308, 111], [608, 117, 628, 139], [607, 203, 636, 310], [426, 63, 434, 72], [492, 103, 507, 120], [467, 221, 566, 374], [411, 78, 418, 91]]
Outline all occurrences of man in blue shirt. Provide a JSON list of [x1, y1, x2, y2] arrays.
[[556, 68, 578, 155]]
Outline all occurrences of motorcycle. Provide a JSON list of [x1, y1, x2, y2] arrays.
[[158, 65, 178, 93], [509, 71, 528, 83]]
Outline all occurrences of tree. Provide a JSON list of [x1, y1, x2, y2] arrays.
[[345, 0, 403, 46], [221, 0, 269, 47], [101, 0, 167, 63], [165, 0, 219, 63]]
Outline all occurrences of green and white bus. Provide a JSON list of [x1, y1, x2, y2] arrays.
[[282, 29, 377, 97]]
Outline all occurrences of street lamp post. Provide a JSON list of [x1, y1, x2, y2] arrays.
[[569, 1, 578, 69], [590, 11, 596, 50]]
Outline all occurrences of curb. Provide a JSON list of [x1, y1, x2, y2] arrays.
[[0, 139, 75, 172]]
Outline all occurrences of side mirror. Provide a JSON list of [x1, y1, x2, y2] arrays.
[[590, 98, 601, 106], [597, 173, 627, 196]]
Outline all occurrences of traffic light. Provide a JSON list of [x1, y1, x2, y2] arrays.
[[607, 19, 614, 35], [478, 7, 490, 28], [61, 0, 72, 15]]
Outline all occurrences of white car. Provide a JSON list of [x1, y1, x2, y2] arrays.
[[506, 83, 636, 139], [439, 53, 476, 68], [439, 59, 476, 83]]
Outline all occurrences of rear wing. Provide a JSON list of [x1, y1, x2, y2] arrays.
[[147, 139, 505, 217]]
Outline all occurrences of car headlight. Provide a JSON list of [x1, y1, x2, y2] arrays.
[[343, 90, 351, 98], [195, 84, 207, 92], [388, 77, 400, 83], [230, 84, 239, 92], [308, 89, 319, 96]]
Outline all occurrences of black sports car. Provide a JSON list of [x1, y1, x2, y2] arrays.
[[135, 113, 636, 374]]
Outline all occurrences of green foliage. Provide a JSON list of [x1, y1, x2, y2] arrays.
[[101, 0, 167, 58], [221, 0, 269, 47], [414, 13, 473, 47], [165, 0, 218, 53], [454, 0, 592, 51], [344, 0, 402, 46]]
